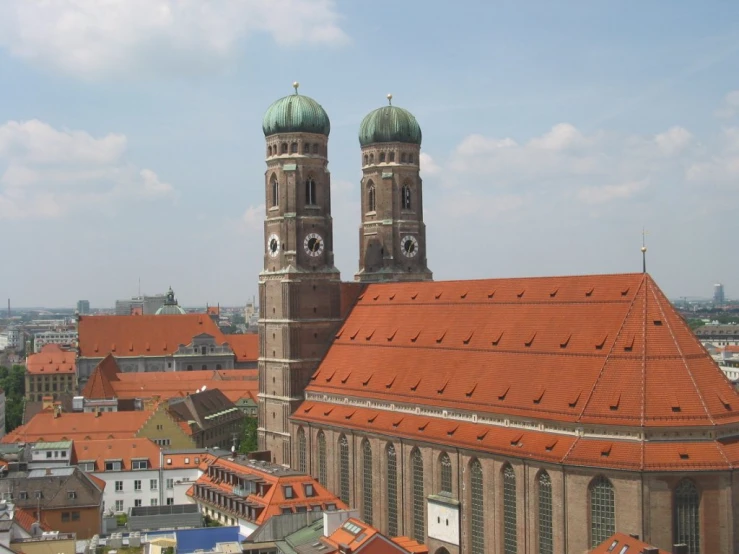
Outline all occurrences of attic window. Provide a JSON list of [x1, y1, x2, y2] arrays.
[[447, 425, 458, 436], [466, 383, 477, 398], [418, 422, 428, 432], [610, 392, 621, 411], [545, 439, 558, 451], [510, 433, 523, 447], [410, 330, 421, 342], [460, 291, 468, 299], [344, 410, 356, 420], [410, 378, 422, 391], [362, 374, 373, 386], [487, 290, 496, 299], [718, 393, 732, 410], [340, 372, 351, 384], [560, 334, 571, 348], [373, 294, 380, 301], [463, 331, 474, 344], [671, 395, 681, 413], [411, 293, 418, 300], [585, 287, 594, 297], [436, 330, 447, 344], [437, 379, 449, 394], [303, 405, 314, 414], [517, 289, 525, 298], [533, 387, 545, 404], [595, 334, 608, 350], [365, 329, 375, 340], [653, 320, 663, 326], [389, 293, 396, 300], [492, 331, 504, 346], [283, 485, 294, 499], [335, 327, 345, 339], [549, 288, 558, 298], [325, 370, 336, 383], [679, 450, 689, 460], [323, 407, 334, 416], [525, 332, 536, 347], [392, 417, 404, 428], [385, 375, 396, 389], [387, 329, 398, 341], [367, 414, 377, 423], [435, 292, 443, 299], [600, 443, 612, 457], [350, 329, 360, 340], [167, 458, 172, 465], [568, 390, 582, 408], [624, 335, 635, 352], [497, 385, 510, 401], [621, 287, 630, 296]]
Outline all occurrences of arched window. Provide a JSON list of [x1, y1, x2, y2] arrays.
[[317, 432, 327, 485], [312, 144, 319, 154], [674, 479, 700, 554], [503, 465, 517, 554], [469, 459, 484, 554], [401, 153, 407, 163], [386, 443, 398, 536], [306, 178, 316, 205], [367, 183, 376, 212], [267, 146, 272, 156], [297, 428, 307, 474], [303, 143, 310, 154], [402, 185, 412, 210], [589, 476, 615, 547], [389, 152, 395, 162], [370, 153, 374, 164], [362, 440, 373, 524], [339, 435, 350, 504], [281, 143, 288, 154], [408, 153, 414, 163], [271, 178, 279, 207], [439, 452, 452, 494], [364, 154, 368, 165], [411, 449, 424, 541], [538, 471, 553, 554], [380, 152, 386, 163], [290, 142, 298, 153]]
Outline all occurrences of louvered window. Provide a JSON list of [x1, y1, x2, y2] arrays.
[[470, 459, 484, 554], [589, 476, 615, 547], [271, 179, 279, 207], [538, 471, 553, 554], [296, 427, 306, 474], [305, 179, 316, 205], [402, 185, 412, 210], [386, 444, 398, 536], [411, 449, 425, 541], [368, 184, 376, 212], [503, 465, 517, 554], [439, 453, 452, 494], [339, 435, 350, 504], [317, 432, 327, 485], [675, 479, 700, 554], [362, 440, 373, 524]]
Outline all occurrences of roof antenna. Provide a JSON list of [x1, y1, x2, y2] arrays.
[[641, 228, 648, 274]]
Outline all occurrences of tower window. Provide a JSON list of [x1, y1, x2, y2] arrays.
[[291, 142, 298, 153], [408, 153, 414, 163], [364, 154, 368, 165], [267, 146, 272, 156], [389, 152, 395, 162], [271, 180, 279, 207], [368, 183, 376, 212], [370, 153, 374, 164], [401, 153, 407, 163], [313, 144, 319, 154], [306, 179, 317, 205], [380, 152, 386, 163], [402, 185, 412, 210], [281, 143, 288, 154], [303, 143, 310, 154]]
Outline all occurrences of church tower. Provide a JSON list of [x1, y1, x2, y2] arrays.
[[258, 84, 342, 465], [355, 95, 432, 282]]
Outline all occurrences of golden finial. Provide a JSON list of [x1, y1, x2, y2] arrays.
[[387, 93, 393, 106], [293, 81, 300, 94]]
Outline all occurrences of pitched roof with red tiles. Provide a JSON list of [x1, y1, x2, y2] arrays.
[[207, 306, 220, 316], [25, 344, 76, 375], [2, 410, 152, 443], [80, 354, 120, 398], [324, 518, 426, 554], [590, 532, 670, 553], [78, 314, 226, 357], [72, 438, 161, 471], [187, 455, 347, 525], [13, 507, 52, 534], [225, 334, 259, 363]]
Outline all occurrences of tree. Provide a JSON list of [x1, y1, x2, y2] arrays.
[[239, 417, 258, 454], [0, 365, 26, 432]]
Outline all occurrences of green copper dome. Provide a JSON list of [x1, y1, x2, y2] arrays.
[[262, 84, 330, 137], [359, 97, 422, 146]]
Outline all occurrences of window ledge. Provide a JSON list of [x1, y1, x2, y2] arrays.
[[268, 206, 279, 212]]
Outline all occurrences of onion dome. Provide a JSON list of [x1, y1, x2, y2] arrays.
[[358, 94, 422, 147], [262, 82, 330, 137]]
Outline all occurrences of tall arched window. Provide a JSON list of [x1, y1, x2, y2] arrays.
[[538, 471, 553, 554], [439, 452, 452, 494], [312, 144, 319, 154], [380, 152, 386, 163], [362, 440, 373, 524], [368, 183, 376, 212], [589, 476, 615, 547], [305, 178, 316, 205], [469, 459, 484, 554], [674, 479, 700, 554], [317, 432, 327, 485], [401, 185, 412, 210], [370, 153, 374, 164], [303, 143, 310, 154], [411, 449, 424, 541], [364, 154, 368, 165], [386, 443, 398, 536], [290, 142, 298, 153], [281, 143, 288, 154], [503, 465, 517, 554], [271, 179, 279, 207], [296, 427, 306, 474], [339, 435, 350, 504]]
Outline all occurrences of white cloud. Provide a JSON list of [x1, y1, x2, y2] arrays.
[[654, 126, 692, 156], [715, 90, 739, 119], [419, 152, 441, 176], [576, 180, 647, 205], [0, 0, 347, 78], [686, 127, 739, 186], [0, 120, 175, 220]]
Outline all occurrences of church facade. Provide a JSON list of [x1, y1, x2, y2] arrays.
[[257, 86, 739, 554]]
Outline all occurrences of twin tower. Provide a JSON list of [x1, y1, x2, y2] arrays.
[[257, 84, 432, 463]]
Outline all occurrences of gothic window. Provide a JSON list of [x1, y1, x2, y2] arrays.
[[503, 465, 517, 554], [281, 143, 288, 154], [674, 479, 700, 554], [271, 179, 279, 207], [370, 153, 374, 164], [317, 432, 327, 485], [306, 178, 317, 205], [389, 152, 395, 162], [303, 143, 310, 154], [408, 153, 414, 163], [367, 183, 376, 212], [297, 427, 307, 474], [538, 471, 553, 554], [469, 459, 484, 554], [364, 154, 368, 165], [402, 185, 412, 210], [386, 443, 398, 536], [411, 448, 424, 541], [362, 440, 373, 524], [291, 142, 298, 153], [380, 152, 386, 163], [267, 146, 272, 156], [589, 476, 615, 547], [339, 435, 350, 504], [439, 452, 452, 494], [401, 153, 407, 163], [313, 144, 319, 154]]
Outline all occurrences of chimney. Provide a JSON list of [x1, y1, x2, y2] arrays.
[[673, 545, 688, 554], [53, 406, 61, 419], [42, 396, 54, 410], [95, 409, 101, 418]]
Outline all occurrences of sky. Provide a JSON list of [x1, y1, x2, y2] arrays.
[[0, 0, 738, 308]]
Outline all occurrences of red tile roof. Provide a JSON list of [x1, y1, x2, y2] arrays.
[[324, 518, 426, 554], [13, 507, 52, 534], [590, 532, 670, 553], [304, 274, 739, 429], [2, 410, 153, 443], [72, 438, 162, 470], [25, 344, 76, 375], [80, 354, 120, 398], [225, 334, 259, 362]]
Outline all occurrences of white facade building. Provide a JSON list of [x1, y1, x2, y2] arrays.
[[6, 329, 23, 350], [34, 330, 77, 353], [161, 449, 210, 506]]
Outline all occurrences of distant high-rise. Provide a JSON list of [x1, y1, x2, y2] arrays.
[[77, 300, 90, 314], [115, 293, 167, 315], [714, 283, 726, 305]]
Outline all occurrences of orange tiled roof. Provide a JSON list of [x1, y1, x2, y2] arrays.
[[590, 532, 669, 553], [303, 274, 739, 429], [13, 507, 52, 534], [2, 410, 152, 443], [207, 306, 220, 316], [25, 344, 76, 375], [78, 314, 226, 357], [72, 438, 162, 470], [324, 518, 422, 554], [80, 354, 120, 398], [225, 334, 258, 362], [163, 451, 216, 470]]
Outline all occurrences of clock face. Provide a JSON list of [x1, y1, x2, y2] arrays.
[[304, 233, 325, 257], [267, 233, 280, 258], [401, 235, 419, 258]]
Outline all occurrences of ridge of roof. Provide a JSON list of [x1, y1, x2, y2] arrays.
[[81, 354, 120, 399]]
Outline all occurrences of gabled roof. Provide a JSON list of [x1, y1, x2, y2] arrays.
[[324, 518, 422, 553], [80, 354, 120, 398], [168, 389, 241, 432], [25, 344, 76, 375], [13, 507, 51, 534], [78, 314, 226, 357], [590, 532, 669, 554], [72, 438, 161, 471], [225, 334, 258, 362], [304, 273, 739, 429], [2, 410, 152, 443]]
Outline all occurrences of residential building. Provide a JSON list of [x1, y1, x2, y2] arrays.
[[115, 293, 167, 316], [714, 283, 726, 305], [25, 345, 77, 402], [168, 389, 246, 449], [187, 454, 347, 538], [76, 301, 90, 315], [6, 329, 23, 351], [33, 330, 77, 353], [161, 449, 215, 506], [694, 323, 739, 346], [0, 391, 4, 439], [590, 532, 673, 554], [0, 466, 104, 538], [28, 441, 73, 469]]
